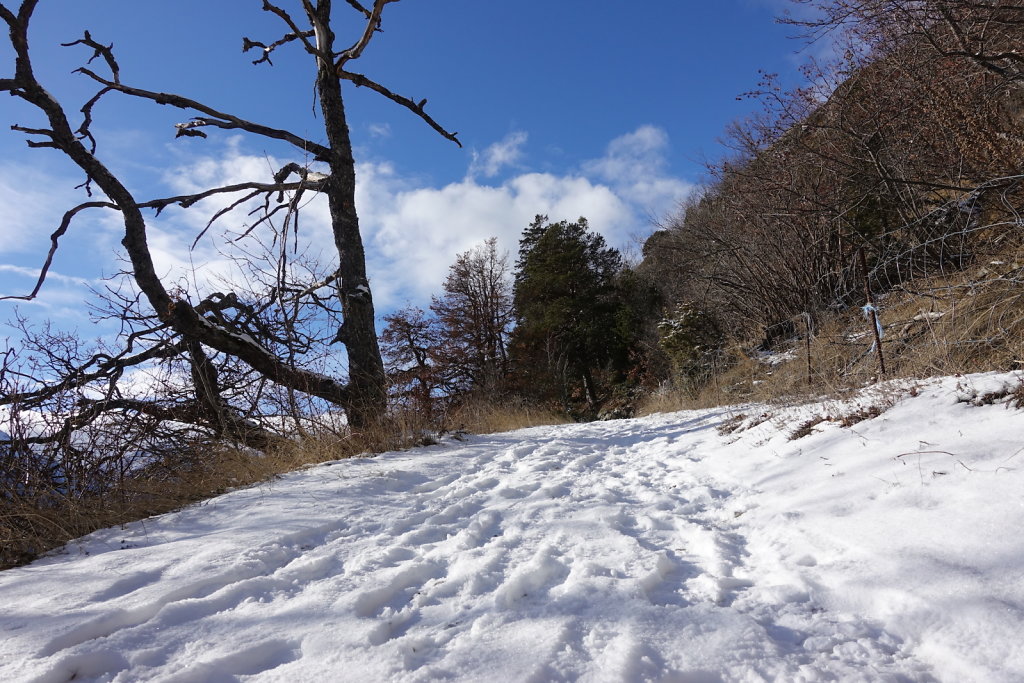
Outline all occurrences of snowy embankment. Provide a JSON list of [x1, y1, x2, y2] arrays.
[[2, 373, 1024, 682]]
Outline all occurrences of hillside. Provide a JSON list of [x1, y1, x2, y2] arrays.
[[2, 372, 1023, 681], [636, 3, 1024, 407]]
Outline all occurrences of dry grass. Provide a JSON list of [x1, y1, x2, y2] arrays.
[[1, 397, 571, 570], [837, 403, 886, 427], [447, 396, 570, 435], [0, 441, 332, 570], [789, 415, 828, 440], [633, 390, 696, 416], [635, 348, 752, 416], [638, 244, 1024, 416], [0, 424, 372, 569]]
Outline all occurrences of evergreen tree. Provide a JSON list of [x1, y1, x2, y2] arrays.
[[511, 216, 627, 413]]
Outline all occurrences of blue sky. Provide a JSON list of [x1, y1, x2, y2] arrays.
[[0, 0, 809, 332]]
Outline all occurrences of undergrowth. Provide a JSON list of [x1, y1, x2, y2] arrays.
[[637, 244, 1024, 416]]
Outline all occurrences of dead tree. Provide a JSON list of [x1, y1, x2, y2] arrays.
[[0, 0, 460, 446]]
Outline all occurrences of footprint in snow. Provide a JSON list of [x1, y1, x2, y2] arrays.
[[88, 570, 163, 603], [494, 546, 570, 607]]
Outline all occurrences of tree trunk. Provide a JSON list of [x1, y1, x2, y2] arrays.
[[312, 1, 387, 429], [581, 364, 599, 412]]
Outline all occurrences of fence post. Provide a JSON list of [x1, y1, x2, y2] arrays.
[[858, 247, 886, 377], [803, 312, 813, 388]]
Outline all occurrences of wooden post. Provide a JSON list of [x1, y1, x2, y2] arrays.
[[803, 312, 813, 388], [858, 248, 886, 377]]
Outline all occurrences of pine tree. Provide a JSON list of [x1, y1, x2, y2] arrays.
[[511, 216, 627, 413]]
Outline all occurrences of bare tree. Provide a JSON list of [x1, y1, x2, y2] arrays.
[[380, 305, 442, 421], [645, 13, 1024, 347], [431, 238, 514, 396], [0, 0, 461, 446]]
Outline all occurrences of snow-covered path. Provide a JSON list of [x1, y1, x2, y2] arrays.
[[3, 373, 1024, 681]]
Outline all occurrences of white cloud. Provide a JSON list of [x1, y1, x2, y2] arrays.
[[357, 166, 632, 309], [0, 166, 84, 255], [0, 126, 696, 321], [0, 264, 92, 287], [162, 136, 287, 197], [0, 263, 103, 330], [469, 131, 529, 179], [348, 126, 696, 309], [582, 125, 695, 220], [151, 139, 337, 297], [0, 169, 115, 325], [368, 123, 392, 139], [133, 128, 693, 310], [586, 125, 670, 180]]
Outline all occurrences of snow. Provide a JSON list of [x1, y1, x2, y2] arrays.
[[756, 349, 796, 366], [3, 372, 1024, 682]]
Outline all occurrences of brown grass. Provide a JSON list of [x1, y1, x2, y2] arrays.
[[640, 244, 1024, 415], [446, 396, 570, 435], [838, 403, 886, 427], [0, 440, 349, 571], [789, 415, 828, 440], [1, 397, 571, 571]]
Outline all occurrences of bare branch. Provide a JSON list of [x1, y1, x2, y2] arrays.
[[339, 68, 461, 146], [259, 1, 322, 61], [133, 172, 327, 247], [74, 86, 113, 152], [337, 0, 391, 66], [0, 201, 114, 302], [61, 31, 119, 83], [75, 67, 331, 158], [343, 0, 373, 20], [167, 302, 351, 406], [139, 179, 318, 213], [0, 3, 19, 27], [193, 190, 264, 248], [0, 335, 182, 408], [272, 160, 329, 188], [242, 29, 315, 65], [282, 268, 341, 303], [8, 396, 282, 451], [10, 122, 53, 139]]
